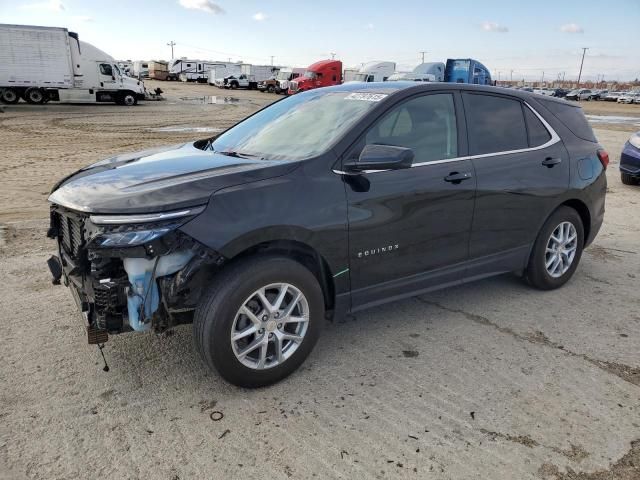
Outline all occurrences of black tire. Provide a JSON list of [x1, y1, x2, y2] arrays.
[[25, 88, 45, 104], [230, 82, 238, 90], [525, 206, 584, 290], [1, 88, 20, 104], [119, 92, 138, 106], [621, 172, 638, 185], [267, 85, 275, 93], [193, 256, 324, 387]]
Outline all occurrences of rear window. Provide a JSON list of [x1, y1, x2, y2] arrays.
[[538, 99, 597, 143], [463, 93, 528, 155]]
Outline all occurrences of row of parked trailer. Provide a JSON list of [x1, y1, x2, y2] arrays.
[[0, 22, 492, 106]]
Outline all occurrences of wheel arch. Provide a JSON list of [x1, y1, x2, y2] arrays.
[[560, 198, 591, 245], [228, 239, 337, 314]]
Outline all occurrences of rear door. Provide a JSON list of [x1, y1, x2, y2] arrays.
[[344, 91, 476, 308], [462, 92, 569, 270]]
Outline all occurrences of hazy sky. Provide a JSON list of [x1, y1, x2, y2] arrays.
[[2, 0, 639, 81]]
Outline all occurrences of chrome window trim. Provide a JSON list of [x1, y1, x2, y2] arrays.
[[333, 101, 560, 175]]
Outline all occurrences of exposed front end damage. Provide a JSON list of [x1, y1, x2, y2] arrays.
[[46, 205, 224, 344]]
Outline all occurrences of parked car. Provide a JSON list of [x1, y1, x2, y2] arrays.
[[550, 88, 569, 98], [47, 83, 608, 387], [617, 92, 640, 104], [604, 91, 625, 102], [591, 89, 608, 100], [620, 131, 640, 185], [565, 89, 592, 101]]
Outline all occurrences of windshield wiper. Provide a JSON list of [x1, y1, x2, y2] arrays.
[[216, 150, 264, 160]]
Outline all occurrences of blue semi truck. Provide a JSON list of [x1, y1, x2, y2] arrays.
[[445, 58, 492, 84], [387, 58, 492, 85]]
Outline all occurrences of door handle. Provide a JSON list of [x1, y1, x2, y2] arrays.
[[444, 171, 472, 184], [542, 157, 562, 168]]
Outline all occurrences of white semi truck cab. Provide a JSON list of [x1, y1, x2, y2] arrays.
[[0, 24, 151, 106]]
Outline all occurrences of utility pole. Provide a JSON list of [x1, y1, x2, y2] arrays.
[[419, 51, 428, 63], [541, 71, 544, 84], [167, 41, 176, 59], [577, 47, 588, 86], [510, 69, 514, 82], [270, 55, 274, 66]]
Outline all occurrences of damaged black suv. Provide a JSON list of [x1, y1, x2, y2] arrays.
[[48, 83, 607, 387]]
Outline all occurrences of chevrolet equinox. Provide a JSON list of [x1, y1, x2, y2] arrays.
[[47, 83, 608, 387]]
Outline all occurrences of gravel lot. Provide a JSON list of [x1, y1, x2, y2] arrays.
[[1, 83, 639, 480]]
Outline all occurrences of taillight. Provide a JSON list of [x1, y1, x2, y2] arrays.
[[597, 149, 609, 169]]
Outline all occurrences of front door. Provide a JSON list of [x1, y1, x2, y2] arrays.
[[98, 63, 117, 90], [343, 92, 476, 309]]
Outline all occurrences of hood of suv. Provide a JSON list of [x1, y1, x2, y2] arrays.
[[48, 142, 294, 214]]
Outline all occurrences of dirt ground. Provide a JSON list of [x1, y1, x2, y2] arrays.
[[0, 82, 639, 480]]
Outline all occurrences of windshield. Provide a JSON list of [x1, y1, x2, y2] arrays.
[[210, 90, 388, 161], [353, 73, 373, 82], [304, 71, 318, 79], [277, 71, 291, 80]]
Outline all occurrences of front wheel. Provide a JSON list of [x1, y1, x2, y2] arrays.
[[525, 206, 584, 290], [119, 92, 138, 106], [193, 256, 324, 387]]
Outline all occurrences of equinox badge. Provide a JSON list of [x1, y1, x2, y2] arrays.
[[357, 244, 399, 258]]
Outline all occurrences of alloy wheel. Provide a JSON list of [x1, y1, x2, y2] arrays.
[[545, 221, 578, 278], [231, 283, 309, 370]]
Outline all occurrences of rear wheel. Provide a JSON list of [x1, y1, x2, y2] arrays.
[[193, 256, 324, 387], [25, 87, 45, 104], [525, 206, 584, 290], [267, 85, 275, 93], [621, 172, 638, 185], [1, 88, 20, 104]]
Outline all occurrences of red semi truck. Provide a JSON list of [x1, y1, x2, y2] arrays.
[[287, 59, 342, 94]]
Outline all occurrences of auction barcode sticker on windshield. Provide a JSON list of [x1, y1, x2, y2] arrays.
[[344, 93, 388, 102]]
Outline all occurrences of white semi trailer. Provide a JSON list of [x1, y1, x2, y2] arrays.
[[0, 24, 148, 105]]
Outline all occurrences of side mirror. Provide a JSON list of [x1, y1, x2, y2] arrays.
[[344, 144, 414, 172]]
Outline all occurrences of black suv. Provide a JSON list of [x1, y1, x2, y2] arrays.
[[48, 83, 608, 387]]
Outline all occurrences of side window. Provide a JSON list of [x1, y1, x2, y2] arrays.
[[463, 93, 528, 155], [99, 63, 113, 76], [524, 106, 551, 147], [360, 93, 458, 163]]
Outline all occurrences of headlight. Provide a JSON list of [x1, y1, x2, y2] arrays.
[[94, 227, 174, 247], [89, 206, 205, 248], [629, 132, 640, 149]]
